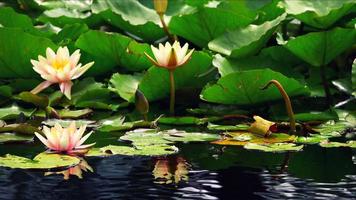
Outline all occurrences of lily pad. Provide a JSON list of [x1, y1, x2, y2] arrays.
[[109, 73, 142, 102], [98, 116, 153, 132], [319, 140, 356, 148], [0, 153, 80, 169], [207, 123, 250, 131], [313, 121, 348, 137], [244, 143, 304, 152], [0, 104, 35, 120], [0, 133, 33, 143], [16, 92, 49, 108], [42, 119, 97, 128], [0, 123, 40, 135], [212, 132, 296, 146], [158, 116, 221, 125], [200, 68, 310, 105], [120, 129, 172, 146], [86, 144, 178, 157], [208, 14, 286, 58], [279, 0, 355, 29], [162, 129, 221, 143]]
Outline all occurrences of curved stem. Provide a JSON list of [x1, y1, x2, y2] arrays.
[[320, 65, 333, 106], [261, 80, 296, 133], [169, 69, 175, 115], [158, 14, 177, 42]]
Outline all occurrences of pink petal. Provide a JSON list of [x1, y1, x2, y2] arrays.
[[75, 131, 93, 147], [71, 62, 94, 79], [76, 143, 96, 149], [59, 81, 73, 100], [46, 47, 56, 62], [34, 132, 50, 148], [31, 81, 52, 94]]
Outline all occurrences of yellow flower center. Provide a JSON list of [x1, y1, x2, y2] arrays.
[[52, 59, 68, 71]]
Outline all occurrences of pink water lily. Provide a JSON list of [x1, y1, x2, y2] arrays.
[[145, 41, 194, 70], [34, 122, 95, 153], [30, 46, 94, 99]]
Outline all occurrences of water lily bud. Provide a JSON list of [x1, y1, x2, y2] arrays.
[[153, 0, 168, 15], [249, 116, 275, 137]]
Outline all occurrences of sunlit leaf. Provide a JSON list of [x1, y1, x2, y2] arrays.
[[0, 104, 35, 120], [109, 73, 142, 102], [244, 143, 303, 152], [207, 123, 250, 131], [0, 132, 33, 143], [319, 140, 356, 148]]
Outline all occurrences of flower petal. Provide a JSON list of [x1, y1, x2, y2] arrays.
[[59, 81, 73, 100], [71, 62, 94, 79], [31, 81, 53, 94], [76, 131, 93, 147], [34, 132, 50, 148]]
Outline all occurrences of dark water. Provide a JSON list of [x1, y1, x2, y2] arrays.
[[0, 140, 355, 200]]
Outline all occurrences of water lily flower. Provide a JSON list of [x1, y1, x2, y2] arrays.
[[34, 122, 95, 153], [145, 41, 194, 115], [30, 46, 94, 99], [145, 41, 194, 70]]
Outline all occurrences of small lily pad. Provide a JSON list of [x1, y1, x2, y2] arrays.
[[313, 121, 348, 137], [244, 143, 304, 152], [232, 133, 252, 142], [16, 92, 49, 108], [158, 116, 221, 125], [0, 133, 33, 143], [98, 116, 153, 132], [319, 141, 356, 148], [0, 123, 40, 135], [42, 119, 97, 128], [0, 153, 80, 169], [212, 132, 296, 146], [207, 123, 250, 131], [296, 135, 329, 144], [120, 129, 172, 146], [162, 129, 221, 143], [0, 104, 35, 120], [86, 144, 178, 157]]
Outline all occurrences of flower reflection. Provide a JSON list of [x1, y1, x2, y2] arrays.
[[44, 158, 93, 180], [152, 156, 190, 184]]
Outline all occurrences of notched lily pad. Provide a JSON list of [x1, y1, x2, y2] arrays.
[[0, 104, 35, 120], [0, 132, 33, 143], [207, 123, 250, 131], [98, 116, 154, 132], [244, 143, 304, 152], [0, 123, 40, 135], [16, 92, 49, 108], [319, 141, 356, 148], [212, 132, 296, 146], [162, 129, 221, 143], [0, 153, 80, 169]]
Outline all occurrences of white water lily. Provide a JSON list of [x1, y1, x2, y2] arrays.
[[35, 122, 95, 153], [145, 41, 194, 70], [30, 46, 94, 99]]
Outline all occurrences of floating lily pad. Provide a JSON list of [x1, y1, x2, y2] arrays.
[[313, 121, 348, 137], [162, 130, 221, 143], [0, 153, 80, 169], [319, 141, 356, 148], [98, 116, 153, 132], [120, 129, 172, 146], [42, 119, 97, 128], [0, 133, 33, 143], [212, 132, 296, 146], [158, 116, 221, 125], [244, 143, 304, 152], [0, 104, 35, 120], [207, 123, 250, 131], [16, 92, 49, 108], [0, 123, 40, 135], [86, 144, 178, 157], [296, 135, 329, 144]]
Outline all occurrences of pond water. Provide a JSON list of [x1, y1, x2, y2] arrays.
[[0, 131, 355, 200]]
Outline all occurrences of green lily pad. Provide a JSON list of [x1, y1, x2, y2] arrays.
[[212, 132, 296, 146], [0, 85, 12, 98], [0, 152, 80, 169], [313, 121, 348, 137], [244, 143, 304, 152], [16, 92, 49, 108], [319, 141, 356, 148], [42, 119, 97, 128], [162, 129, 221, 143], [169, 1, 257, 47], [279, 0, 354, 29], [0, 123, 40, 135], [200, 68, 310, 105], [0, 133, 33, 143], [207, 123, 250, 131], [86, 144, 178, 157], [296, 134, 330, 144], [109, 73, 142, 102], [75, 30, 152, 75], [0, 27, 57, 78], [208, 14, 286, 58], [0, 104, 35, 120], [158, 116, 221, 125], [120, 129, 172, 146], [98, 116, 153, 132], [285, 28, 356, 67]]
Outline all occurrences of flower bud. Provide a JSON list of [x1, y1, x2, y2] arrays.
[[153, 0, 168, 15]]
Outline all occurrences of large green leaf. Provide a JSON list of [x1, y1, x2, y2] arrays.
[[208, 14, 286, 58], [0, 28, 57, 78], [201, 68, 310, 105], [0, 7, 33, 29], [138, 51, 214, 101], [75, 30, 152, 75], [0, 133, 33, 143], [279, 0, 355, 29], [0, 153, 80, 169], [92, 0, 164, 42], [169, 1, 257, 47], [109, 73, 142, 102], [0, 104, 35, 120], [285, 28, 356, 67]]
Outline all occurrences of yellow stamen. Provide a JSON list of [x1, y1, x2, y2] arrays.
[[52, 59, 68, 70]]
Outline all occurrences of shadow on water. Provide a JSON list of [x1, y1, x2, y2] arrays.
[[0, 141, 355, 199]]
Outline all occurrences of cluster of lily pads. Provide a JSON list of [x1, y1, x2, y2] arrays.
[[0, 0, 355, 178]]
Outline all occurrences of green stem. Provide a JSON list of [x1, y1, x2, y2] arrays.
[[320, 65, 333, 106], [169, 69, 175, 115], [261, 80, 296, 133], [158, 13, 177, 42]]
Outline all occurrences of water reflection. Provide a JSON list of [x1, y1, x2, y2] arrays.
[[152, 156, 190, 184], [44, 158, 93, 180]]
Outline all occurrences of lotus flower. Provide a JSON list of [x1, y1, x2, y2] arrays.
[[35, 122, 95, 153], [145, 41, 194, 70], [30, 46, 94, 99]]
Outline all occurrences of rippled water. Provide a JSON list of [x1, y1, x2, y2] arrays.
[[0, 141, 355, 200]]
